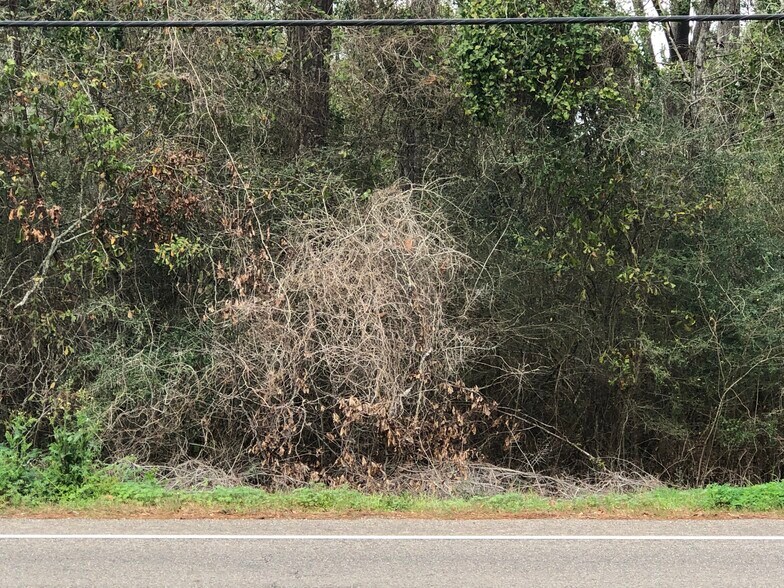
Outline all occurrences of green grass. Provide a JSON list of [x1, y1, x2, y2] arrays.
[[3, 403, 782, 517], [3, 476, 784, 517]]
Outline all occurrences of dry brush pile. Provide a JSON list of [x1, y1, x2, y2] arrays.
[[99, 189, 519, 487]]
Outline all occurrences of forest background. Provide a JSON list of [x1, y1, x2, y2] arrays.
[[2, 0, 784, 497]]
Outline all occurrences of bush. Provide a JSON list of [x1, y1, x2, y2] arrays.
[[97, 188, 517, 486], [0, 410, 103, 503], [40, 410, 102, 498], [0, 414, 41, 501]]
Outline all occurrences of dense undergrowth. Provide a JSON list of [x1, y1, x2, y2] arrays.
[[3, 0, 784, 490], [2, 412, 784, 514]]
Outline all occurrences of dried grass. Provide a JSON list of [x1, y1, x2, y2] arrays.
[[386, 462, 663, 499]]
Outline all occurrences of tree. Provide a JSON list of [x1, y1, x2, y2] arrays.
[[288, 0, 334, 151]]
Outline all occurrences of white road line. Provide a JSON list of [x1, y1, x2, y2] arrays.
[[1, 534, 784, 541]]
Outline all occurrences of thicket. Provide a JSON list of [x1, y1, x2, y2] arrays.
[[2, 0, 784, 495]]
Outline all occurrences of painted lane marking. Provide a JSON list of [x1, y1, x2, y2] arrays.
[[2, 534, 784, 541]]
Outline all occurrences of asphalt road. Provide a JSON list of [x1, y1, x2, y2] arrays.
[[2, 518, 784, 587]]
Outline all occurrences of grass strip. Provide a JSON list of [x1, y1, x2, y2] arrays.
[[3, 479, 784, 518]]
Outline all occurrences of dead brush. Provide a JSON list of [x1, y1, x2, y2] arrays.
[[206, 187, 517, 486], [384, 462, 663, 499], [102, 187, 518, 486]]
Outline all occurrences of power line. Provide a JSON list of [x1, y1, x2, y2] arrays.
[[0, 14, 783, 28]]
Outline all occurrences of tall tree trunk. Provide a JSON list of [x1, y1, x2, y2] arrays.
[[690, 0, 718, 124], [670, 0, 692, 62], [650, 0, 689, 64], [288, 0, 334, 152], [690, 19, 710, 125], [396, 0, 439, 184], [716, 0, 741, 50], [6, 0, 41, 197]]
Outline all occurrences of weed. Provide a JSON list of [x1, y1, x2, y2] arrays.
[[40, 410, 102, 499], [0, 414, 41, 501], [704, 482, 784, 511], [0, 409, 105, 504]]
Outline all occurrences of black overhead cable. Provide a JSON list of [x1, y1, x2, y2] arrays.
[[0, 14, 783, 28]]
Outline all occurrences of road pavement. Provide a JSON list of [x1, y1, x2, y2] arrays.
[[1, 518, 784, 587]]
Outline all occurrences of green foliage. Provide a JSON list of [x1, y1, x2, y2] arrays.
[[0, 414, 41, 500], [705, 482, 784, 511], [110, 479, 171, 506], [454, 0, 635, 123], [6, 479, 784, 514], [153, 235, 205, 272], [41, 410, 102, 496], [0, 410, 103, 503], [730, 21, 784, 125]]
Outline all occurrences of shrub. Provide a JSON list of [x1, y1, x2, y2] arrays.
[[0, 414, 41, 501], [705, 482, 784, 511], [98, 188, 517, 486], [0, 410, 103, 503]]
